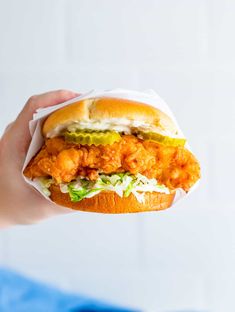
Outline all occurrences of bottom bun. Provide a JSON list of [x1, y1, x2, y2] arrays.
[[49, 185, 176, 213]]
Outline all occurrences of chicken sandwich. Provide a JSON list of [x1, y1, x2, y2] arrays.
[[24, 97, 200, 213]]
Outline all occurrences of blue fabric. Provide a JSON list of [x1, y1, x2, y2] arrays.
[[0, 268, 136, 312]]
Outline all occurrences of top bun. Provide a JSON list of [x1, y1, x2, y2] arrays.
[[42, 97, 178, 137]]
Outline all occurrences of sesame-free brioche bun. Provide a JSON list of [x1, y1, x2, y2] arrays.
[[49, 184, 176, 213], [42, 97, 178, 137]]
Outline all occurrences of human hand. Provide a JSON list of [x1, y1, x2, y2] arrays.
[[0, 90, 78, 228]]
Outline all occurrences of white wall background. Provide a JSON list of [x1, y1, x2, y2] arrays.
[[0, 0, 234, 311]]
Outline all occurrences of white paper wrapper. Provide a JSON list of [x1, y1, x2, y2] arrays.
[[22, 88, 199, 208]]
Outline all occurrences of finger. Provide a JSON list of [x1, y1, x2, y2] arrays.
[[9, 90, 79, 158], [15, 89, 79, 142], [16, 89, 79, 127], [3, 122, 14, 134]]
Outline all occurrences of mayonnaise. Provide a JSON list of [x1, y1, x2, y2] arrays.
[[47, 118, 179, 138]]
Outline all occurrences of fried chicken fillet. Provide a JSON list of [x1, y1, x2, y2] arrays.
[[24, 135, 200, 192]]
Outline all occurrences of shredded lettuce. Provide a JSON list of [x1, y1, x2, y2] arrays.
[[67, 184, 102, 202], [35, 173, 170, 203], [34, 177, 53, 197], [124, 180, 135, 197], [61, 173, 169, 203]]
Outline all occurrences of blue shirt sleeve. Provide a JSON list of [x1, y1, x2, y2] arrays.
[[0, 267, 137, 312]]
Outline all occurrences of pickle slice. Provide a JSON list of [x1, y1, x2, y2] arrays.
[[64, 130, 121, 146], [139, 131, 186, 147]]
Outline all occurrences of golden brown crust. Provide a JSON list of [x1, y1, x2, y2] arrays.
[[42, 97, 178, 137], [49, 184, 175, 213]]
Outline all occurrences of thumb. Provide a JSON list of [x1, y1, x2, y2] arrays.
[[16, 90, 79, 136], [5, 90, 79, 163]]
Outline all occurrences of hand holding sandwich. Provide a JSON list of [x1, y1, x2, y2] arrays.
[[0, 90, 78, 228], [0, 89, 200, 228]]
